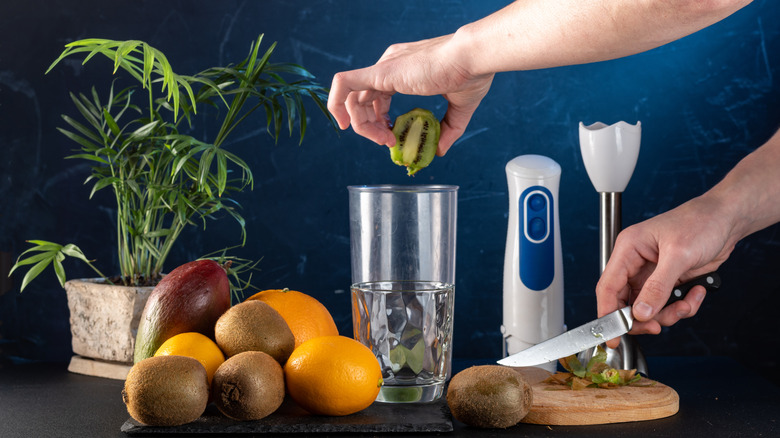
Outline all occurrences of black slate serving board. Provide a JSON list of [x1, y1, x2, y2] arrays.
[[121, 396, 453, 434]]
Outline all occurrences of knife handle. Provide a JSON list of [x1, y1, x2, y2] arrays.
[[666, 272, 721, 305]]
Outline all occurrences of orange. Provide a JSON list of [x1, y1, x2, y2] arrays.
[[154, 332, 225, 384], [245, 288, 338, 348], [284, 335, 383, 416]]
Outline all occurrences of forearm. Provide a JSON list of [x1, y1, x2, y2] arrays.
[[451, 0, 751, 76], [705, 129, 780, 243]]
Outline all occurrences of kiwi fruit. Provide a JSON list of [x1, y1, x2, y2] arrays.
[[215, 300, 295, 364], [390, 108, 440, 176], [446, 365, 533, 429], [212, 351, 286, 421], [122, 355, 209, 426]]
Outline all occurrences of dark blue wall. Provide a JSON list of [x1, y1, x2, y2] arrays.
[[1, 1, 778, 380]]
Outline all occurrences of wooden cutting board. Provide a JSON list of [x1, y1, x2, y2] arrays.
[[513, 366, 679, 425]]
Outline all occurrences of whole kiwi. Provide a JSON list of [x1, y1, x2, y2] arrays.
[[446, 365, 533, 429], [122, 355, 209, 426], [215, 300, 295, 364], [212, 351, 286, 421]]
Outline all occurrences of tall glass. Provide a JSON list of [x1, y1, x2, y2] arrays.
[[348, 185, 457, 403]]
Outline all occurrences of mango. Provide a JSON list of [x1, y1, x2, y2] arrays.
[[133, 259, 231, 363]]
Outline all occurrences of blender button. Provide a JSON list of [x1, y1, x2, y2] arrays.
[[528, 217, 546, 240], [528, 193, 546, 211]]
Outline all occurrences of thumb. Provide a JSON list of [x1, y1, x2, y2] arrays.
[[632, 261, 687, 322]]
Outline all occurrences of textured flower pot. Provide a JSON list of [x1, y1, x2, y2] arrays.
[[64, 278, 154, 378]]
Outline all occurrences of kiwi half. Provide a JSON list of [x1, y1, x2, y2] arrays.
[[446, 365, 533, 429], [390, 108, 440, 176]]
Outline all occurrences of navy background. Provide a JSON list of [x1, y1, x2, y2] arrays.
[[1, 1, 778, 382]]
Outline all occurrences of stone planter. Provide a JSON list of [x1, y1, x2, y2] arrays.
[[64, 278, 154, 379]]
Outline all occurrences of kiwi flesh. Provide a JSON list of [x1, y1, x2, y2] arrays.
[[390, 108, 440, 176], [122, 355, 209, 426], [214, 300, 295, 364], [446, 365, 533, 429], [212, 351, 286, 421]]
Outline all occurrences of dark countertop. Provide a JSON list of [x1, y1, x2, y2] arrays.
[[0, 356, 777, 437]]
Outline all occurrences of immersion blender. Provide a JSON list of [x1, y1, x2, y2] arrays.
[[578, 121, 647, 374], [501, 155, 565, 373]]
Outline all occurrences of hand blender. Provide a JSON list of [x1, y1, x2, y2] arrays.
[[577, 121, 648, 374], [502, 155, 565, 373]]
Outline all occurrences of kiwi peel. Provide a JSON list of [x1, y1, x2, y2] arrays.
[[390, 108, 440, 176]]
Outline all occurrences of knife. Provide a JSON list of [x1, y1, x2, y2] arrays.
[[497, 272, 721, 367]]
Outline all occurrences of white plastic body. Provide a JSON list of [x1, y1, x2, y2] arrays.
[[502, 155, 565, 373], [579, 121, 641, 193]]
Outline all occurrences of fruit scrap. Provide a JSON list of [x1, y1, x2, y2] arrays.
[[390, 108, 440, 176], [542, 346, 656, 390]]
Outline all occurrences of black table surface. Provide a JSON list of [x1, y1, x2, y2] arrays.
[[0, 356, 777, 437]]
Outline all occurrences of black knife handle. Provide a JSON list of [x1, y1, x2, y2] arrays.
[[666, 272, 721, 305]]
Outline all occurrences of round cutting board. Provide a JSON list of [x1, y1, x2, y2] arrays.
[[513, 366, 679, 425]]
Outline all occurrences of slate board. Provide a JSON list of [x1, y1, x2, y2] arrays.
[[121, 396, 453, 434]]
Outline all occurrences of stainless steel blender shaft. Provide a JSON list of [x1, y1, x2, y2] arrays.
[[579, 191, 648, 375], [599, 192, 621, 271]]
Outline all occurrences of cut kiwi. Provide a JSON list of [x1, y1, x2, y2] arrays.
[[122, 355, 209, 426], [212, 351, 286, 421], [446, 365, 533, 429], [390, 108, 440, 176]]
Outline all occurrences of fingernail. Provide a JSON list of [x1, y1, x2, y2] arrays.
[[677, 309, 689, 318], [633, 301, 653, 320]]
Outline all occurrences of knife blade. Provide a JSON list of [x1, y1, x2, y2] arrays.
[[497, 271, 721, 367]]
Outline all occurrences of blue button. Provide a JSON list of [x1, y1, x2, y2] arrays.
[[528, 217, 546, 240], [528, 193, 546, 212]]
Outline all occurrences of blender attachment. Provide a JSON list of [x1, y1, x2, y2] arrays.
[[501, 155, 565, 373], [578, 121, 648, 375]]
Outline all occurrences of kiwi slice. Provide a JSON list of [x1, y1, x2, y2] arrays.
[[446, 365, 533, 429], [212, 351, 286, 421], [390, 108, 440, 176], [122, 355, 209, 426]]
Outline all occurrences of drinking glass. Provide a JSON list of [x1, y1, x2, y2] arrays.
[[351, 280, 454, 403]]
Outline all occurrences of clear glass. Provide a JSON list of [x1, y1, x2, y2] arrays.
[[348, 185, 458, 285], [352, 280, 454, 403]]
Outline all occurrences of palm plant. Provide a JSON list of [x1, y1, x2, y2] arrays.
[[10, 35, 334, 290]]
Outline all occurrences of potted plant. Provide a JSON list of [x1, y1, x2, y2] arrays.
[[9, 35, 334, 377]]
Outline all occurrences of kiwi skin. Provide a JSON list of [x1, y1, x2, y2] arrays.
[[446, 365, 533, 429], [212, 351, 286, 421], [215, 300, 295, 364], [122, 355, 209, 426]]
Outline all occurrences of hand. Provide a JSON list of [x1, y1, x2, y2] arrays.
[[595, 194, 738, 348], [327, 34, 494, 156]]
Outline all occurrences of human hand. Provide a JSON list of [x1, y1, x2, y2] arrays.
[[327, 34, 494, 156], [595, 195, 738, 348]]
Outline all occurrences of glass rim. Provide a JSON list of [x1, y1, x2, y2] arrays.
[[347, 184, 458, 194], [351, 280, 454, 293]]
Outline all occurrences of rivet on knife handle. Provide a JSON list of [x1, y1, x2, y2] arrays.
[[666, 272, 721, 305]]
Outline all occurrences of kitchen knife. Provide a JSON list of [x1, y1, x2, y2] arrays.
[[497, 272, 721, 367]]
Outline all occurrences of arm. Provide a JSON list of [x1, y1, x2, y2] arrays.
[[596, 128, 780, 348], [328, 0, 751, 154]]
